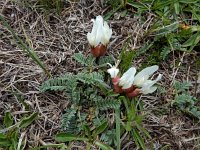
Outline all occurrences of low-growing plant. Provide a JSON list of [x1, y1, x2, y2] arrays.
[[120, 96, 151, 149], [41, 53, 120, 149], [1, 0, 199, 149], [172, 81, 200, 118], [105, 0, 200, 60], [0, 111, 38, 150], [41, 50, 161, 149]]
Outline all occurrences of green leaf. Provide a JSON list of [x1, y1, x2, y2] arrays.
[[115, 107, 121, 150], [0, 138, 11, 147], [92, 122, 108, 138], [72, 53, 94, 67], [96, 98, 121, 110], [126, 1, 148, 11], [104, 6, 121, 20], [135, 123, 151, 139], [189, 107, 200, 119], [40, 74, 75, 92], [98, 55, 115, 66], [3, 111, 13, 127], [182, 32, 200, 49], [160, 46, 171, 60], [55, 133, 88, 142], [136, 41, 154, 56], [175, 94, 196, 107], [83, 125, 91, 137], [94, 141, 114, 150], [152, 22, 179, 36], [14, 93, 30, 110], [61, 108, 78, 133], [19, 112, 38, 128], [72, 53, 87, 66], [179, 0, 199, 3], [85, 54, 95, 66], [190, 26, 200, 32], [0, 133, 6, 139], [76, 72, 105, 86], [173, 81, 192, 93], [10, 131, 18, 149], [31, 143, 66, 150], [174, 2, 180, 15], [119, 48, 135, 73], [152, 1, 174, 10], [132, 129, 146, 150]]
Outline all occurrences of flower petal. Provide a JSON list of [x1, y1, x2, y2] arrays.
[[87, 33, 95, 47], [141, 86, 157, 94], [94, 16, 104, 46], [140, 74, 162, 94], [101, 22, 112, 45], [142, 74, 162, 87], [107, 67, 119, 78], [119, 67, 136, 89], [134, 65, 159, 87]]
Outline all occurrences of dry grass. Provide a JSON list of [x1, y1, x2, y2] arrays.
[[0, 0, 200, 149]]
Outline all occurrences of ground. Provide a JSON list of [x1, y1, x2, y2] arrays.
[[0, 0, 200, 149]]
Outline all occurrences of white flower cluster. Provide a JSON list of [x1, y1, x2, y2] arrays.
[[87, 15, 162, 96], [87, 16, 112, 47], [107, 65, 162, 95]]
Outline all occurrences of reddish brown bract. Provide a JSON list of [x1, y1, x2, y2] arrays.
[[126, 88, 141, 99], [90, 44, 107, 57], [112, 77, 141, 99]]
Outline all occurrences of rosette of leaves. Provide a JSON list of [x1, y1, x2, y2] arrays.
[[40, 53, 120, 137], [173, 81, 200, 119]]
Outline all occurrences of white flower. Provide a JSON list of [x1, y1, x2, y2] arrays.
[[140, 74, 162, 94], [133, 65, 159, 87], [107, 61, 120, 78], [87, 16, 112, 47], [107, 67, 119, 78], [118, 67, 136, 89], [133, 65, 162, 94]]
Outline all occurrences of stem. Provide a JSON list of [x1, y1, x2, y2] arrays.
[[122, 97, 130, 114], [86, 142, 91, 150], [115, 107, 121, 150]]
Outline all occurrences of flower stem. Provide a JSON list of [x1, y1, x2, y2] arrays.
[[115, 107, 121, 150]]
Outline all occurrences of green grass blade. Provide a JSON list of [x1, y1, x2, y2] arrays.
[[31, 143, 67, 150], [115, 107, 121, 150], [94, 141, 114, 150], [174, 2, 180, 15], [104, 6, 121, 21], [0, 15, 51, 77], [19, 112, 38, 128], [132, 129, 146, 150], [151, 22, 179, 36], [55, 133, 88, 142]]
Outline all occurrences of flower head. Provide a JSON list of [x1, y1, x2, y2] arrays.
[[87, 16, 112, 47], [107, 63, 162, 97]]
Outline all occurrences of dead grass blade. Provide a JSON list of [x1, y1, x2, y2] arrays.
[[0, 15, 51, 77]]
